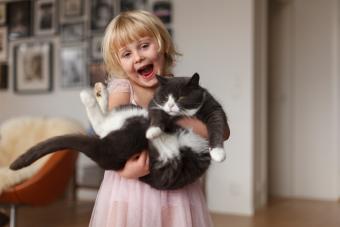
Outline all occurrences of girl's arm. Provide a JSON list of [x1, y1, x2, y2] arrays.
[[177, 117, 230, 141], [108, 92, 150, 179]]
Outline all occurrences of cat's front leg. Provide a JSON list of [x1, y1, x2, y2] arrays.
[[146, 109, 170, 139]]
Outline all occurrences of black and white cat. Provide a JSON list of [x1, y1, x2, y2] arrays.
[[10, 73, 228, 190]]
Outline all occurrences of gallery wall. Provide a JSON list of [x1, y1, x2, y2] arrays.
[[0, 0, 265, 215]]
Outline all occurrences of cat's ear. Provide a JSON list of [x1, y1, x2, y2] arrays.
[[187, 73, 200, 87], [156, 75, 169, 86]]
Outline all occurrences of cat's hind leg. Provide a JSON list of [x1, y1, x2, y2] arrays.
[[80, 90, 106, 137], [94, 82, 109, 114]]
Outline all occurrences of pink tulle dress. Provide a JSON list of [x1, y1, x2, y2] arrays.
[[89, 78, 213, 227]]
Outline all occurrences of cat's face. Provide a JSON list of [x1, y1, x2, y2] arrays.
[[153, 73, 204, 116]]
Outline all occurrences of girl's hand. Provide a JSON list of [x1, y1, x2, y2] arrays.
[[117, 150, 150, 179]]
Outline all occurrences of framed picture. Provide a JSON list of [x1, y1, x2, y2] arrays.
[[7, 1, 31, 39], [34, 0, 57, 36], [153, 1, 172, 24], [13, 42, 53, 94], [60, 0, 84, 20], [0, 63, 8, 90], [0, 27, 7, 62], [120, 0, 145, 12], [61, 22, 85, 43], [0, 3, 6, 25], [61, 45, 87, 88], [89, 63, 106, 86], [91, 35, 103, 60], [91, 0, 114, 31]]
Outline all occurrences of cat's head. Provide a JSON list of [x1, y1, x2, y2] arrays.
[[153, 73, 205, 116]]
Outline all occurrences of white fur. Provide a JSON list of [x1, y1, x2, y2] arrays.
[[146, 126, 163, 139], [210, 147, 226, 162], [163, 95, 180, 115], [151, 129, 208, 164], [0, 117, 84, 194], [94, 82, 109, 114], [81, 86, 148, 138]]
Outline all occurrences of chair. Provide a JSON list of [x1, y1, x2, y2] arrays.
[[0, 117, 84, 227], [0, 150, 78, 227]]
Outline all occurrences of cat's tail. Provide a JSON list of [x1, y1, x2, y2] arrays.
[[10, 134, 99, 170]]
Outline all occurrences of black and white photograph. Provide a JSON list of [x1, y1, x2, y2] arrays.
[[61, 22, 85, 42], [0, 63, 8, 90], [89, 63, 106, 86], [7, 1, 32, 39], [91, 35, 103, 60], [61, 0, 84, 20], [153, 1, 172, 24], [61, 45, 87, 88], [13, 42, 53, 93], [34, 0, 57, 36], [91, 0, 114, 31], [120, 0, 146, 12], [0, 3, 6, 25], [0, 27, 7, 62]]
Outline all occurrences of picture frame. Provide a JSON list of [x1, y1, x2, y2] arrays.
[[7, 1, 32, 40], [61, 22, 85, 43], [153, 1, 172, 24], [91, 35, 103, 60], [120, 0, 146, 12], [13, 42, 53, 94], [0, 63, 8, 90], [0, 3, 6, 25], [0, 27, 7, 62], [61, 45, 87, 88], [34, 0, 57, 36], [89, 63, 107, 87], [60, 0, 84, 20], [91, 0, 114, 31]]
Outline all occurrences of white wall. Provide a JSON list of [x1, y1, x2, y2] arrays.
[[173, 0, 264, 215], [0, 0, 264, 215], [268, 0, 340, 200]]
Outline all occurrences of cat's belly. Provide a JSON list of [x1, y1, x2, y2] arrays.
[[150, 129, 209, 163]]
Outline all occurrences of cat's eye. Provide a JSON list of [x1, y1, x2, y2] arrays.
[[178, 96, 185, 101]]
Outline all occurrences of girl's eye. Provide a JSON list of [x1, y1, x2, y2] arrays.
[[141, 43, 149, 49], [122, 52, 131, 58]]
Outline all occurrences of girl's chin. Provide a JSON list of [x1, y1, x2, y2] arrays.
[[139, 76, 158, 87]]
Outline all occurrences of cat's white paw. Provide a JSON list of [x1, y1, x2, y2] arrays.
[[94, 82, 109, 113], [94, 82, 108, 99], [80, 90, 96, 107], [146, 126, 163, 139], [210, 147, 226, 162]]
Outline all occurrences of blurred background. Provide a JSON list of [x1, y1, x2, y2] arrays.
[[0, 0, 339, 226]]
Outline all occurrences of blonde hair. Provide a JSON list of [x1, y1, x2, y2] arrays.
[[102, 10, 179, 79]]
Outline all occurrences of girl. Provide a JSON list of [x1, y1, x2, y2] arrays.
[[90, 10, 229, 227]]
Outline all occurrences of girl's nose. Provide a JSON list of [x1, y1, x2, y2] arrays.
[[134, 52, 144, 63]]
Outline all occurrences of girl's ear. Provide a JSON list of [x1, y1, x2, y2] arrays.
[[187, 73, 200, 87], [156, 74, 169, 85]]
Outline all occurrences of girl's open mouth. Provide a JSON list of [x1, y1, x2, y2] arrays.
[[137, 64, 154, 79]]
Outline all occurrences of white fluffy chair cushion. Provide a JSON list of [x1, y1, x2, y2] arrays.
[[0, 117, 85, 194]]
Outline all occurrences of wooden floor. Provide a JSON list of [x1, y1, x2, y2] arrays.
[[2, 197, 340, 227]]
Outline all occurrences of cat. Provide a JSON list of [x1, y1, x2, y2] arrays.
[[146, 73, 228, 162], [10, 73, 228, 190]]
